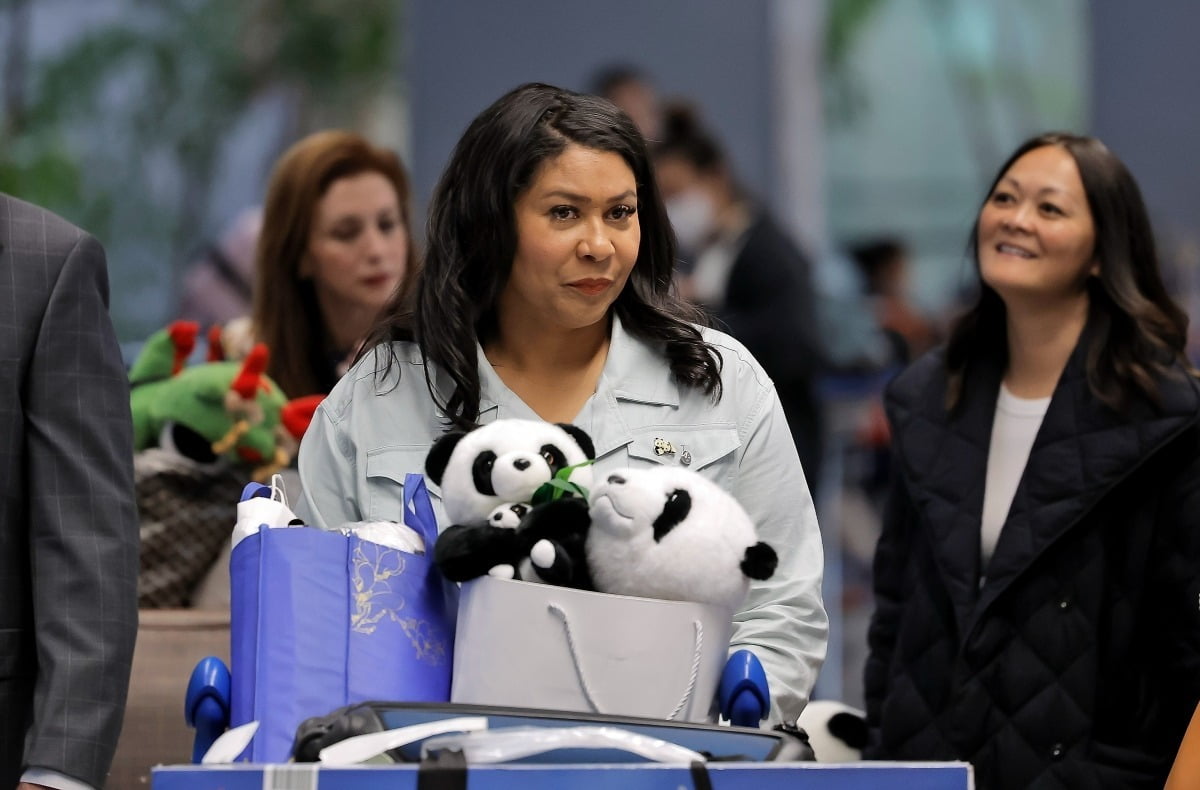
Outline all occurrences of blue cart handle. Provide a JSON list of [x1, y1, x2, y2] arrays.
[[718, 649, 770, 727], [185, 656, 232, 763]]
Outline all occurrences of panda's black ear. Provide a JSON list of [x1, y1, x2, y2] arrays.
[[828, 711, 868, 750], [425, 430, 467, 486], [556, 423, 596, 459], [741, 541, 778, 580]]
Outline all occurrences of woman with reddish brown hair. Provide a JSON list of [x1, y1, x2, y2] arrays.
[[252, 130, 414, 398]]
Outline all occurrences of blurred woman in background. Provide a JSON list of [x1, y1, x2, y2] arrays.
[[652, 104, 825, 488], [252, 130, 413, 398]]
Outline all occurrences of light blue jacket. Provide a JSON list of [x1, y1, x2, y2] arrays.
[[296, 316, 827, 724]]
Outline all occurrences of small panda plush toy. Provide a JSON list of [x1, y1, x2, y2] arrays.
[[476, 500, 597, 586], [486, 502, 531, 529], [796, 700, 867, 763], [426, 419, 595, 587], [586, 466, 777, 609]]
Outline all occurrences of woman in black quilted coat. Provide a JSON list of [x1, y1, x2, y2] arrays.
[[865, 132, 1200, 789]]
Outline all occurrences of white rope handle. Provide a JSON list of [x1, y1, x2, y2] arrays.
[[547, 603, 602, 712], [270, 472, 289, 508], [666, 620, 704, 721], [547, 603, 705, 720]]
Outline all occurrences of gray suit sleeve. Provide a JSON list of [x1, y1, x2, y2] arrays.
[[23, 233, 139, 788]]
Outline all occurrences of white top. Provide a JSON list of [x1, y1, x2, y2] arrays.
[[980, 384, 1051, 570]]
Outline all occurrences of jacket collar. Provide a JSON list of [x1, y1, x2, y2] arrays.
[[473, 314, 680, 458], [887, 323, 1200, 639], [600, 314, 681, 408]]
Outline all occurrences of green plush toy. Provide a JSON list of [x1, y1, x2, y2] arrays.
[[130, 321, 321, 480]]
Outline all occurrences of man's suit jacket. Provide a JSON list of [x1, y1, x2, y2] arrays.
[[0, 193, 139, 788]]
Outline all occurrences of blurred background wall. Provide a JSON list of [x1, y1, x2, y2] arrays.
[[407, 0, 776, 222], [3, 0, 1198, 707], [1089, 0, 1200, 352], [7, 0, 1196, 344]]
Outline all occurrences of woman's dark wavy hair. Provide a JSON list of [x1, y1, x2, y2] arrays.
[[362, 82, 720, 427], [946, 131, 1191, 411]]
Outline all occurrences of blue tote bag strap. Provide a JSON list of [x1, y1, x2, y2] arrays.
[[404, 472, 440, 549]]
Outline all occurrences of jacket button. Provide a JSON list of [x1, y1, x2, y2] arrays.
[[1050, 742, 1064, 759], [1058, 598, 1071, 610]]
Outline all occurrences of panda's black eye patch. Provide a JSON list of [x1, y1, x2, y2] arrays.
[[472, 451, 497, 496], [539, 443, 568, 473], [653, 489, 692, 542]]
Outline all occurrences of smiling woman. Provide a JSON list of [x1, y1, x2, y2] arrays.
[[491, 144, 641, 420], [977, 145, 1098, 320], [865, 132, 1200, 789], [293, 82, 829, 727]]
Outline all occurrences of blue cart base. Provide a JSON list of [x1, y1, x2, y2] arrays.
[[154, 761, 973, 789]]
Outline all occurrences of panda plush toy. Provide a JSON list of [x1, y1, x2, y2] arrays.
[[425, 419, 595, 587], [586, 466, 778, 609], [486, 502, 530, 529], [795, 700, 867, 763], [478, 501, 594, 586]]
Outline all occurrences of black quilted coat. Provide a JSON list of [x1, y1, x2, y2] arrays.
[[864, 338, 1200, 789]]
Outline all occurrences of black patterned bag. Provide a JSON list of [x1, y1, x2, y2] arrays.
[[136, 448, 243, 607]]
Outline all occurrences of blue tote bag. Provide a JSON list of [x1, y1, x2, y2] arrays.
[[230, 473, 457, 762]]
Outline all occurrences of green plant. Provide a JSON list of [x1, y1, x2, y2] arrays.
[[0, 0, 401, 340], [823, 0, 888, 126]]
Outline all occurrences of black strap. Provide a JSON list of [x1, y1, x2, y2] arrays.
[[204, 243, 254, 301], [417, 749, 711, 789], [417, 748, 468, 790]]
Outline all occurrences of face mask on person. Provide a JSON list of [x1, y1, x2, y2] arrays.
[[665, 189, 717, 254]]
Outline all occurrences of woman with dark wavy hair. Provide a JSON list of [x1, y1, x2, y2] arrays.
[[866, 132, 1200, 789], [295, 82, 827, 726]]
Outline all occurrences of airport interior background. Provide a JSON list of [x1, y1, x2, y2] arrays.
[[2, 0, 1199, 711]]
